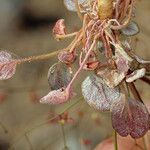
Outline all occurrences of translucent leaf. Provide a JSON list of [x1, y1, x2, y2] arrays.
[[121, 21, 139, 36], [111, 95, 150, 138], [64, 0, 87, 11], [0, 51, 17, 80], [82, 75, 120, 111], [40, 88, 69, 105], [47, 62, 72, 90]]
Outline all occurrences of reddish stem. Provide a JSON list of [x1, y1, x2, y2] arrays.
[[128, 82, 143, 103], [66, 35, 98, 93], [140, 77, 150, 85]]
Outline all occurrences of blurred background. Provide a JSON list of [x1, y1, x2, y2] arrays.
[[0, 0, 149, 150]]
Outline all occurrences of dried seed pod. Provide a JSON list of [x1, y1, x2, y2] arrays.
[[98, 0, 113, 20], [82, 75, 120, 111], [52, 19, 66, 40], [58, 50, 76, 65]]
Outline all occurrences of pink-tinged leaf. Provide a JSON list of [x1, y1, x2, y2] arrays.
[[40, 88, 69, 104], [111, 95, 150, 138], [82, 75, 120, 111], [0, 51, 17, 80], [47, 62, 72, 90], [52, 19, 66, 39]]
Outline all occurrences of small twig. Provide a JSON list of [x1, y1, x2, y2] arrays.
[[60, 124, 68, 149], [140, 77, 150, 85], [0, 121, 8, 134], [142, 136, 148, 150], [128, 82, 144, 103], [113, 131, 118, 150], [8, 98, 83, 150], [66, 34, 98, 90], [25, 133, 33, 150], [16, 50, 61, 65]]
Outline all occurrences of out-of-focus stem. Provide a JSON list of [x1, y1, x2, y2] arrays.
[[114, 131, 118, 150]]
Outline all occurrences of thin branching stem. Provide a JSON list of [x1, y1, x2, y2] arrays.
[[60, 123, 68, 149], [16, 50, 61, 65], [25, 133, 33, 150], [0, 121, 8, 134], [8, 98, 83, 150]]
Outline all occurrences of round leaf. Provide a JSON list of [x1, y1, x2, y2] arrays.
[[0, 51, 17, 80], [47, 62, 72, 90], [82, 75, 120, 111], [111, 95, 150, 138]]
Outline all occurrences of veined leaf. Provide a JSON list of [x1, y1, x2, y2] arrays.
[[82, 75, 120, 111]]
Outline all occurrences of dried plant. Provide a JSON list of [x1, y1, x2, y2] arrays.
[[1, 0, 150, 149]]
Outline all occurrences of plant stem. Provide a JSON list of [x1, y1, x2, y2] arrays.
[[17, 50, 61, 65], [66, 35, 98, 91], [8, 98, 83, 150], [0, 121, 8, 134], [142, 136, 147, 150], [25, 133, 33, 150], [114, 131, 118, 150], [140, 77, 150, 85], [60, 124, 67, 149], [128, 82, 143, 103]]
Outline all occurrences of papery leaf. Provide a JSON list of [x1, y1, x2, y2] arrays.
[[121, 21, 139, 36], [97, 45, 132, 88], [64, 0, 87, 11], [111, 95, 150, 138], [40, 88, 69, 104], [47, 62, 72, 90], [96, 67, 126, 88], [126, 68, 146, 83], [0, 51, 17, 80], [82, 75, 120, 111]]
